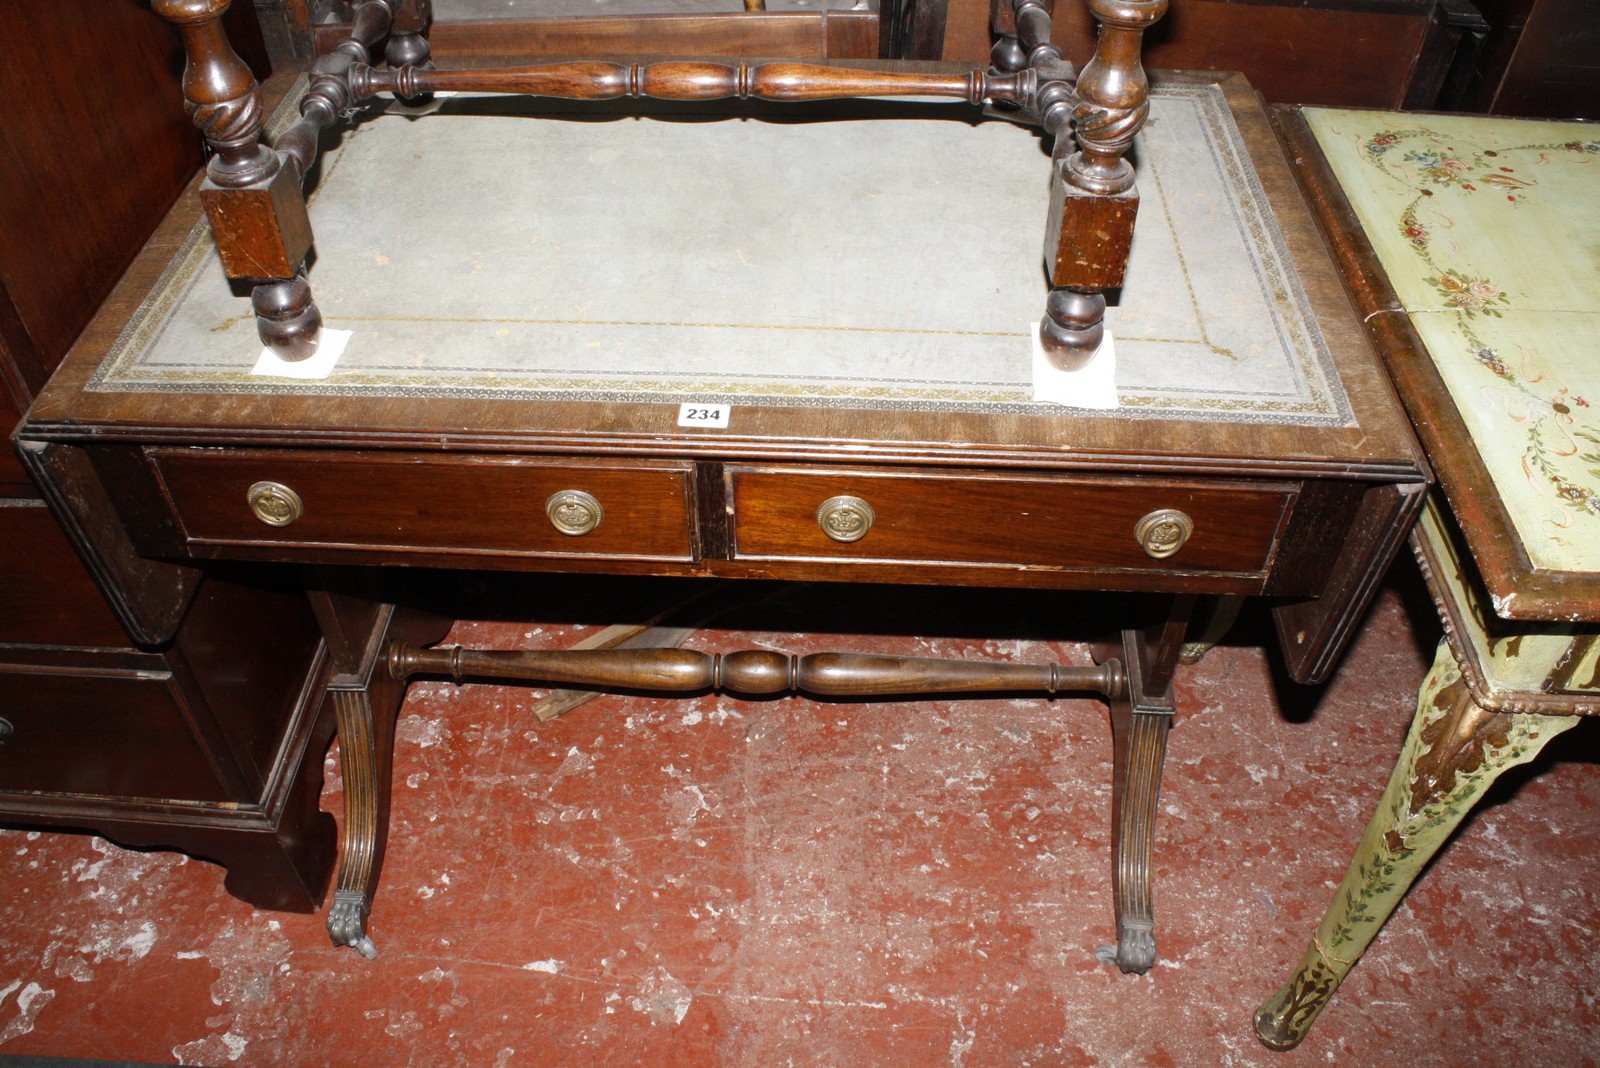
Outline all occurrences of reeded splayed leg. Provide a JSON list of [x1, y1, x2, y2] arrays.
[[1099, 626, 1176, 973], [1038, 0, 1167, 369], [1254, 640, 1577, 1050], [154, 0, 319, 361], [327, 686, 383, 959], [319, 601, 452, 957]]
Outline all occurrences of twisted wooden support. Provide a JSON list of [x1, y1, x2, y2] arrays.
[[156, 0, 320, 359], [156, 1, 414, 360], [1038, 0, 1166, 369]]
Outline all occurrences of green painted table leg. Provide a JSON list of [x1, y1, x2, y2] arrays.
[[1254, 639, 1577, 1050]]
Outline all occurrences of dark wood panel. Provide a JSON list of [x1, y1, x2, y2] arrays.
[[0, 275, 41, 490], [315, 11, 881, 59], [0, 1, 196, 383], [0, 1, 269, 387], [730, 467, 1295, 573], [1487, 0, 1600, 117], [0, 386, 29, 496], [0, 501, 129, 647], [151, 449, 698, 562], [0, 664, 231, 802], [18, 442, 201, 648], [168, 569, 327, 792]]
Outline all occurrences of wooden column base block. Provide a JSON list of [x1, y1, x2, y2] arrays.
[[1045, 173, 1139, 289], [200, 163, 314, 283], [1253, 640, 1578, 1050]]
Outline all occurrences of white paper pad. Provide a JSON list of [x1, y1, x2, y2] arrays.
[[251, 328, 353, 380], [1030, 323, 1119, 410]]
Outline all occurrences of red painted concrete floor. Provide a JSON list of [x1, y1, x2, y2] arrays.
[[3, 562, 1599, 1066]]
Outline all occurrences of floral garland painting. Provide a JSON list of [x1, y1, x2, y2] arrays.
[[1309, 111, 1600, 571]]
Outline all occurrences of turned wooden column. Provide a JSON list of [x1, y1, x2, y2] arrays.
[[155, 0, 319, 359], [385, 0, 436, 108], [1039, 0, 1167, 367]]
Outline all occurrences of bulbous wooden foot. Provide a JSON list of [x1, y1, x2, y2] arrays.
[[1039, 288, 1105, 371], [252, 276, 322, 361]]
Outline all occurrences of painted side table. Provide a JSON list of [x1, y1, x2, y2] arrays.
[[1257, 107, 1600, 1049]]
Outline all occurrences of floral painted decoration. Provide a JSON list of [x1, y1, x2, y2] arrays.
[[1352, 124, 1600, 533]]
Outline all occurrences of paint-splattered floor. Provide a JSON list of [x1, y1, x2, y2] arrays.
[[2, 561, 1598, 1066]]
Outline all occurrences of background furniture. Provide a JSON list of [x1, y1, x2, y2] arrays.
[[0, 0, 339, 913], [1456, 0, 1600, 116], [253, 0, 1600, 116], [1256, 106, 1600, 1048], [261, 0, 1497, 109]]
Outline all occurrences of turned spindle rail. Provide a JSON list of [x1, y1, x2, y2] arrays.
[[386, 643, 1126, 700], [360, 60, 1033, 107]]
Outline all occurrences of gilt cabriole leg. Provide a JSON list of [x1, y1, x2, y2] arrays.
[[1254, 640, 1577, 1050]]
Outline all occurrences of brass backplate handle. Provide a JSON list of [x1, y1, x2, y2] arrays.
[[1134, 508, 1193, 559], [816, 495, 876, 543], [546, 489, 604, 536], [247, 480, 304, 527]]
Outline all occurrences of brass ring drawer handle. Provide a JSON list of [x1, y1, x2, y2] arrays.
[[247, 481, 304, 527], [1135, 508, 1194, 559], [816, 495, 875, 543], [546, 489, 604, 536]]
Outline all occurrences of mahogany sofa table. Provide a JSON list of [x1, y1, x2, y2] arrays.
[[1257, 107, 1600, 1049], [17, 69, 1423, 968]]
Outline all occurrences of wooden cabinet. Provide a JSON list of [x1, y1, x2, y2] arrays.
[[0, 1, 336, 913]]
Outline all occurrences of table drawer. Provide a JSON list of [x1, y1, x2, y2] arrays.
[[730, 467, 1294, 574], [149, 449, 696, 561]]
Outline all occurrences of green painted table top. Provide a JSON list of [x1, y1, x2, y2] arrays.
[[1306, 109, 1600, 577]]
